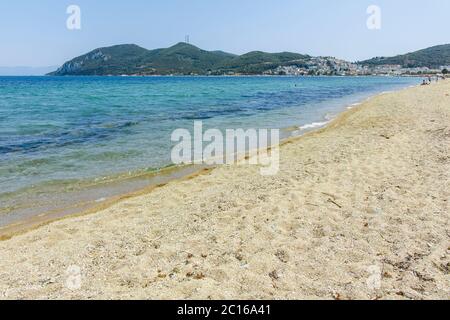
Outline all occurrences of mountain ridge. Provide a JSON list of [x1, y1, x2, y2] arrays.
[[359, 44, 450, 68], [49, 43, 450, 76], [49, 43, 313, 76]]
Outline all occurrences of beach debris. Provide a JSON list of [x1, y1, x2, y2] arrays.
[[275, 250, 289, 263], [327, 198, 343, 209], [305, 202, 320, 207], [332, 291, 342, 300], [321, 192, 338, 199], [269, 270, 280, 281], [149, 235, 163, 242], [321, 192, 343, 208], [234, 252, 244, 261], [412, 271, 435, 282], [433, 262, 449, 274], [186, 271, 206, 280]]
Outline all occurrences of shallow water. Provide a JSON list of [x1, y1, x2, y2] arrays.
[[0, 76, 418, 226]]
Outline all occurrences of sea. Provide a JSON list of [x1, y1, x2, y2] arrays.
[[0, 75, 419, 227]]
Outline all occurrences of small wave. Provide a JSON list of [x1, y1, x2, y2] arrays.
[[298, 121, 330, 130], [347, 102, 361, 109]]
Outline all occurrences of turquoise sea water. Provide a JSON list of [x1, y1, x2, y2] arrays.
[[0, 76, 418, 225]]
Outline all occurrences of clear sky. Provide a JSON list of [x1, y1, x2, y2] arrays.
[[0, 0, 449, 67]]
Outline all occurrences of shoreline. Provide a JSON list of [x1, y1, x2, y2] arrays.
[[0, 80, 448, 299], [0, 165, 211, 241], [0, 85, 415, 241], [0, 83, 418, 241]]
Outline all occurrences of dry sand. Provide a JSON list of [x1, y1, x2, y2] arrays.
[[0, 81, 449, 300]]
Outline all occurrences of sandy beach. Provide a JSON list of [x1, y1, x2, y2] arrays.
[[0, 80, 449, 300]]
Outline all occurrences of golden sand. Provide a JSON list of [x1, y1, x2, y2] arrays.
[[0, 81, 449, 299]]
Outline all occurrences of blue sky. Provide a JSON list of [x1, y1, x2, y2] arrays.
[[0, 0, 449, 67]]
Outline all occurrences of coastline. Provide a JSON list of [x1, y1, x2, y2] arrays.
[[0, 84, 414, 240], [0, 164, 211, 241], [0, 80, 448, 299]]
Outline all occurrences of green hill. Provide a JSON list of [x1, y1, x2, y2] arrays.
[[49, 43, 310, 76], [359, 44, 450, 68], [50, 43, 450, 76], [143, 43, 237, 74], [215, 51, 310, 74]]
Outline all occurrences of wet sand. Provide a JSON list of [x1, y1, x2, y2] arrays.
[[0, 81, 449, 300]]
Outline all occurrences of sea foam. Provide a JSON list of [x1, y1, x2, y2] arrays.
[[299, 121, 330, 130]]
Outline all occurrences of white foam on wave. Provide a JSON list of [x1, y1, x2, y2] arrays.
[[299, 121, 330, 130], [350, 102, 362, 106], [347, 102, 361, 109]]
